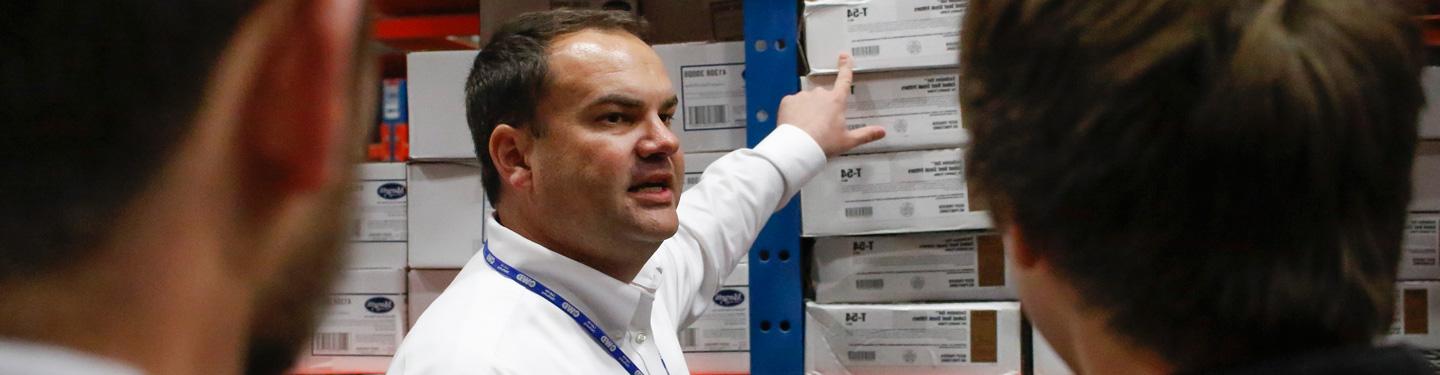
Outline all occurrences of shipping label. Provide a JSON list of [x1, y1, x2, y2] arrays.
[[823, 308, 989, 366], [681, 287, 750, 352], [680, 63, 746, 131], [311, 294, 405, 356], [351, 179, 407, 242], [843, 0, 966, 68], [1405, 215, 1440, 276], [843, 70, 963, 153], [831, 152, 968, 225]]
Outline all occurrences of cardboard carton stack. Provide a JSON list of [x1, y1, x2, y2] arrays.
[[654, 40, 754, 374], [293, 163, 410, 373], [797, 2, 1029, 374]]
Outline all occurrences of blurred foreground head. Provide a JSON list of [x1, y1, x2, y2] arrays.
[[0, 1, 372, 375], [960, 0, 1423, 372]]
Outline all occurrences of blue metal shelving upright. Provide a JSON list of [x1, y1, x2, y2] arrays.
[[744, 1, 804, 374]]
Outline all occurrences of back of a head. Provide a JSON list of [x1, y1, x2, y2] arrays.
[[0, 2, 257, 281], [960, 0, 1423, 370], [464, 9, 648, 205]]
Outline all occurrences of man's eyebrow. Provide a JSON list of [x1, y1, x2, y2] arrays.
[[661, 96, 678, 110], [587, 94, 645, 109]]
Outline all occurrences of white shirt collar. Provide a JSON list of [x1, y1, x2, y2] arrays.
[[0, 339, 144, 375], [480, 216, 655, 340]]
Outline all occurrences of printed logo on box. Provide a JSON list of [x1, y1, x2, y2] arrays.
[[377, 182, 407, 200], [365, 297, 395, 313], [714, 289, 746, 307]]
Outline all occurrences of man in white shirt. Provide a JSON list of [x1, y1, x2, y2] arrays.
[[0, 1, 372, 374], [389, 10, 883, 375]]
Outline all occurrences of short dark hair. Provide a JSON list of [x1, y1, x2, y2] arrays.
[[0, 2, 259, 281], [465, 10, 648, 204], [960, 0, 1423, 370]]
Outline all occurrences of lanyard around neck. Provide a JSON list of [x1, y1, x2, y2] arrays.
[[483, 241, 651, 375]]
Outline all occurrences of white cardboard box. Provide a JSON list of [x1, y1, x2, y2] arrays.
[[1389, 281, 1440, 349], [1032, 329, 1075, 375], [654, 42, 748, 152], [803, 68, 966, 154], [1404, 214, 1440, 280], [682, 263, 750, 374], [344, 242, 408, 270], [1418, 67, 1440, 140], [801, 148, 991, 236], [805, 301, 1022, 374], [408, 162, 488, 268], [683, 151, 728, 192], [407, 269, 461, 328], [813, 232, 1015, 303], [352, 163, 408, 242], [293, 268, 407, 374], [407, 51, 480, 160], [1416, 144, 1440, 211], [804, 0, 966, 74]]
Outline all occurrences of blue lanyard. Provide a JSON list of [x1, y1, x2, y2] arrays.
[[483, 241, 658, 375]]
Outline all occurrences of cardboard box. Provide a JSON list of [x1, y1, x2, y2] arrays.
[[481, 0, 640, 42], [293, 268, 407, 374], [641, 0, 743, 44], [352, 163, 408, 243], [407, 51, 480, 160], [1405, 214, 1440, 280], [1389, 281, 1440, 349], [654, 42, 748, 152], [407, 269, 461, 328], [803, 68, 967, 154], [682, 263, 750, 374], [1032, 329, 1075, 375], [344, 242, 408, 270], [804, 0, 966, 74], [683, 151, 727, 191], [813, 232, 1015, 303], [805, 301, 1022, 374], [1416, 143, 1440, 211], [801, 148, 991, 236], [408, 162, 488, 268], [1419, 67, 1440, 140]]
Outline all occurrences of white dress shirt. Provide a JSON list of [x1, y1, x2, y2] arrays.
[[0, 339, 143, 375], [388, 125, 826, 374]]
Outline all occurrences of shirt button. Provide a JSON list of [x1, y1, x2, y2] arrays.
[[634, 332, 648, 344]]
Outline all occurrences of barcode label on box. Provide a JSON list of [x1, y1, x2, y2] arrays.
[[852, 45, 881, 57], [849, 351, 878, 361], [686, 105, 728, 126], [856, 279, 885, 290], [313, 333, 349, 352], [845, 206, 874, 218]]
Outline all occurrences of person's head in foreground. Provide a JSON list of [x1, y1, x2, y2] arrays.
[[0, 1, 372, 375], [961, 0, 1427, 373]]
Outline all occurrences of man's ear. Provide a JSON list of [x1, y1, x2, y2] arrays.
[[1005, 224, 1041, 269], [228, 0, 365, 194], [490, 124, 535, 195]]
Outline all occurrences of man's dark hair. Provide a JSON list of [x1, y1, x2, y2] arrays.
[[0, 2, 259, 281], [960, 0, 1423, 370], [466, 10, 648, 204]]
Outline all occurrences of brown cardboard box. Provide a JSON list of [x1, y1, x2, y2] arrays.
[[480, 0, 639, 42], [640, 0, 743, 44]]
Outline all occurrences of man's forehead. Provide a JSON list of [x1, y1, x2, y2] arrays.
[[544, 29, 672, 104]]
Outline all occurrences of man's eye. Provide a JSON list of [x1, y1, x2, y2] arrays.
[[660, 113, 675, 123], [600, 113, 626, 124]]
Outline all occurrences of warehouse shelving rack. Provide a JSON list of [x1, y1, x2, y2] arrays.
[[744, 1, 806, 374]]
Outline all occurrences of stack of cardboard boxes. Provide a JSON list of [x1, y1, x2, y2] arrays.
[[796, 2, 1040, 374], [655, 40, 754, 374], [293, 163, 410, 374], [1389, 68, 1440, 362]]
